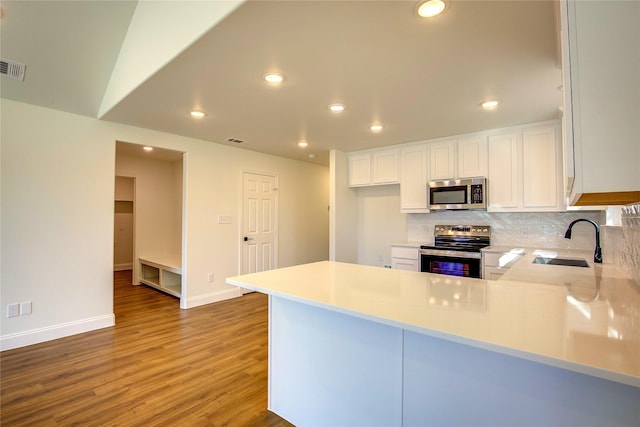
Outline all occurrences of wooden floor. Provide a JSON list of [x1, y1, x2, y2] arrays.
[[1, 271, 294, 426]]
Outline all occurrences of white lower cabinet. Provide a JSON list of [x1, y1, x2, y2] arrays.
[[391, 245, 420, 272], [482, 250, 518, 280]]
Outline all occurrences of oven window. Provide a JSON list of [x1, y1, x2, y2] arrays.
[[431, 187, 466, 204], [429, 260, 470, 277], [421, 254, 481, 278]]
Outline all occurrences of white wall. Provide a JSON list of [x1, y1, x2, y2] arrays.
[[1, 99, 329, 349], [329, 150, 358, 263], [356, 185, 406, 267], [115, 151, 183, 260], [1, 100, 116, 348]]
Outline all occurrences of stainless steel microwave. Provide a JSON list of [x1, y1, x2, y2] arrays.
[[428, 177, 487, 210]]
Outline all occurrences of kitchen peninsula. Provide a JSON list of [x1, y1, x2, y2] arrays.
[[227, 261, 639, 426]]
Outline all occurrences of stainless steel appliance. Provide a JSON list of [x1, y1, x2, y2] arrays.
[[420, 225, 491, 278], [428, 177, 487, 210]]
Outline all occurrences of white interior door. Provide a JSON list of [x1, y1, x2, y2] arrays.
[[242, 172, 277, 287]]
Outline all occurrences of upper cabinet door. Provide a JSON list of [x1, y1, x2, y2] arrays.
[[348, 153, 372, 187], [373, 149, 399, 184], [348, 148, 399, 187], [429, 140, 456, 181], [458, 136, 488, 179], [522, 126, 561, 210], [487, 132, 521, 211], [400, 144, 429, 213], [561, 0, 640, 205]]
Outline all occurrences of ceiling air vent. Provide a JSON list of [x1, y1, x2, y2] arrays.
[[0, 58, 26, 81], [227, 138, 244, 144]]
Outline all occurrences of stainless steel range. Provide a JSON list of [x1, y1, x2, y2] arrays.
[[420, 225, 491, 278]]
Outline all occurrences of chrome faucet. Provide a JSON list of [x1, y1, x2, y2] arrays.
[[564, 219, 602, 263]]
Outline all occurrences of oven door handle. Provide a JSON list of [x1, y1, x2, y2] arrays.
[[420, 249, 482, 260]]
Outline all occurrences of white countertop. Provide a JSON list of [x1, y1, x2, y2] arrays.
[[228, 260, 640, 387], [390, 242, 425, 248]]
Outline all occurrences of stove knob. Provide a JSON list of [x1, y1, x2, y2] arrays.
[[472, 228, 477, 232], [483, 228, 488, 232]]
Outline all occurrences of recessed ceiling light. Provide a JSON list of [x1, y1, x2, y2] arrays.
[[190, 111, 206, 118], [298, 141, 309, 148], [143, 146, 154, 152], [329, 104, 345, 113], [263, 73, 285, 84], [481, 100, 499, 109], [416, 0, 447, 18], [370, 124, 383, 132], [308, 154, 316, 159]]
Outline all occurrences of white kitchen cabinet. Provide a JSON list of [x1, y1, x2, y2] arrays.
[[560, 0, 640, 206], [429, 137, 487, 181], [391, 245, 420, 272], [487, 132, 521, 210], [458, 136, 488, 178], [348, 152, 372, 186], [428, 140, 456, 180], [400, 144, 429, 213], [488, 124, 564, 212], [348, 149, 399, 187], [373, 149, 400, 184], [522, 126, 563, 210], [482, 251, 507, 280], [482, 250, 520, 280]]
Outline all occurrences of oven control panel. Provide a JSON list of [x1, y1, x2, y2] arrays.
[[434, 225, 491, 237]]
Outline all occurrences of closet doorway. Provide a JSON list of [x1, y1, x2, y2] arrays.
[[114, 142, 185, 300], [114, 176, 135, 272]]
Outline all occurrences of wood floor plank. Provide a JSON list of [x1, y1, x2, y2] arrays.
[[1, 271, 294, 426]]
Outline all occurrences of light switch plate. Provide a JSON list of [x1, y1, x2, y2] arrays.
[[218, 215, 232, 224]]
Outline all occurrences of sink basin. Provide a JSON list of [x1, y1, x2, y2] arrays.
[[532, 256, 589, 267]]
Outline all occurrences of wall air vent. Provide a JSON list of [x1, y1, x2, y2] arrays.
[[0, 58, 26, 81], [227, 138, 244, 144]]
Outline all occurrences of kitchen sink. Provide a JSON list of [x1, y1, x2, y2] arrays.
[[532, 256, 589, 267]]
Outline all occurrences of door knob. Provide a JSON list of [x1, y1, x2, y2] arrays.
[[244, 236, 254, 242]]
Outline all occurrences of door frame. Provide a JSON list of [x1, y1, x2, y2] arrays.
[[239, 169, 279, 276], [114, 175, 136, 283]]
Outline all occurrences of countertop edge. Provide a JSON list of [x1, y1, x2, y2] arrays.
[[227, 274, 640, 388]]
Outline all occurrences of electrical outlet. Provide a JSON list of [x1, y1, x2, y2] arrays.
[[208, 273, 214, 283], [20, 301, 32, 315], [7, 303, 19, 318]]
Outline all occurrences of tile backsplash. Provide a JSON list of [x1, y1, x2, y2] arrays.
[[407, 210, 606, 250], [620, 203, 640, 286], [406, 207, 640, 285]]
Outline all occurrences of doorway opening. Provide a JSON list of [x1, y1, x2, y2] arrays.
[[114, 176, 135, 272], [114, 142, 185, 304]]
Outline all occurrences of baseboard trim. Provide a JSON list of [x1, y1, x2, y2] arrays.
[[0, 314, 115, 351], [114, 263, 133, 271], [181, 287, 242, 309]]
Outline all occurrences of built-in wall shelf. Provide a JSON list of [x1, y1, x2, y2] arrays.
[[138, 256, 182, 298]]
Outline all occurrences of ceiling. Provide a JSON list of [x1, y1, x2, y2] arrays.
[[1, 1, 562, 166]]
